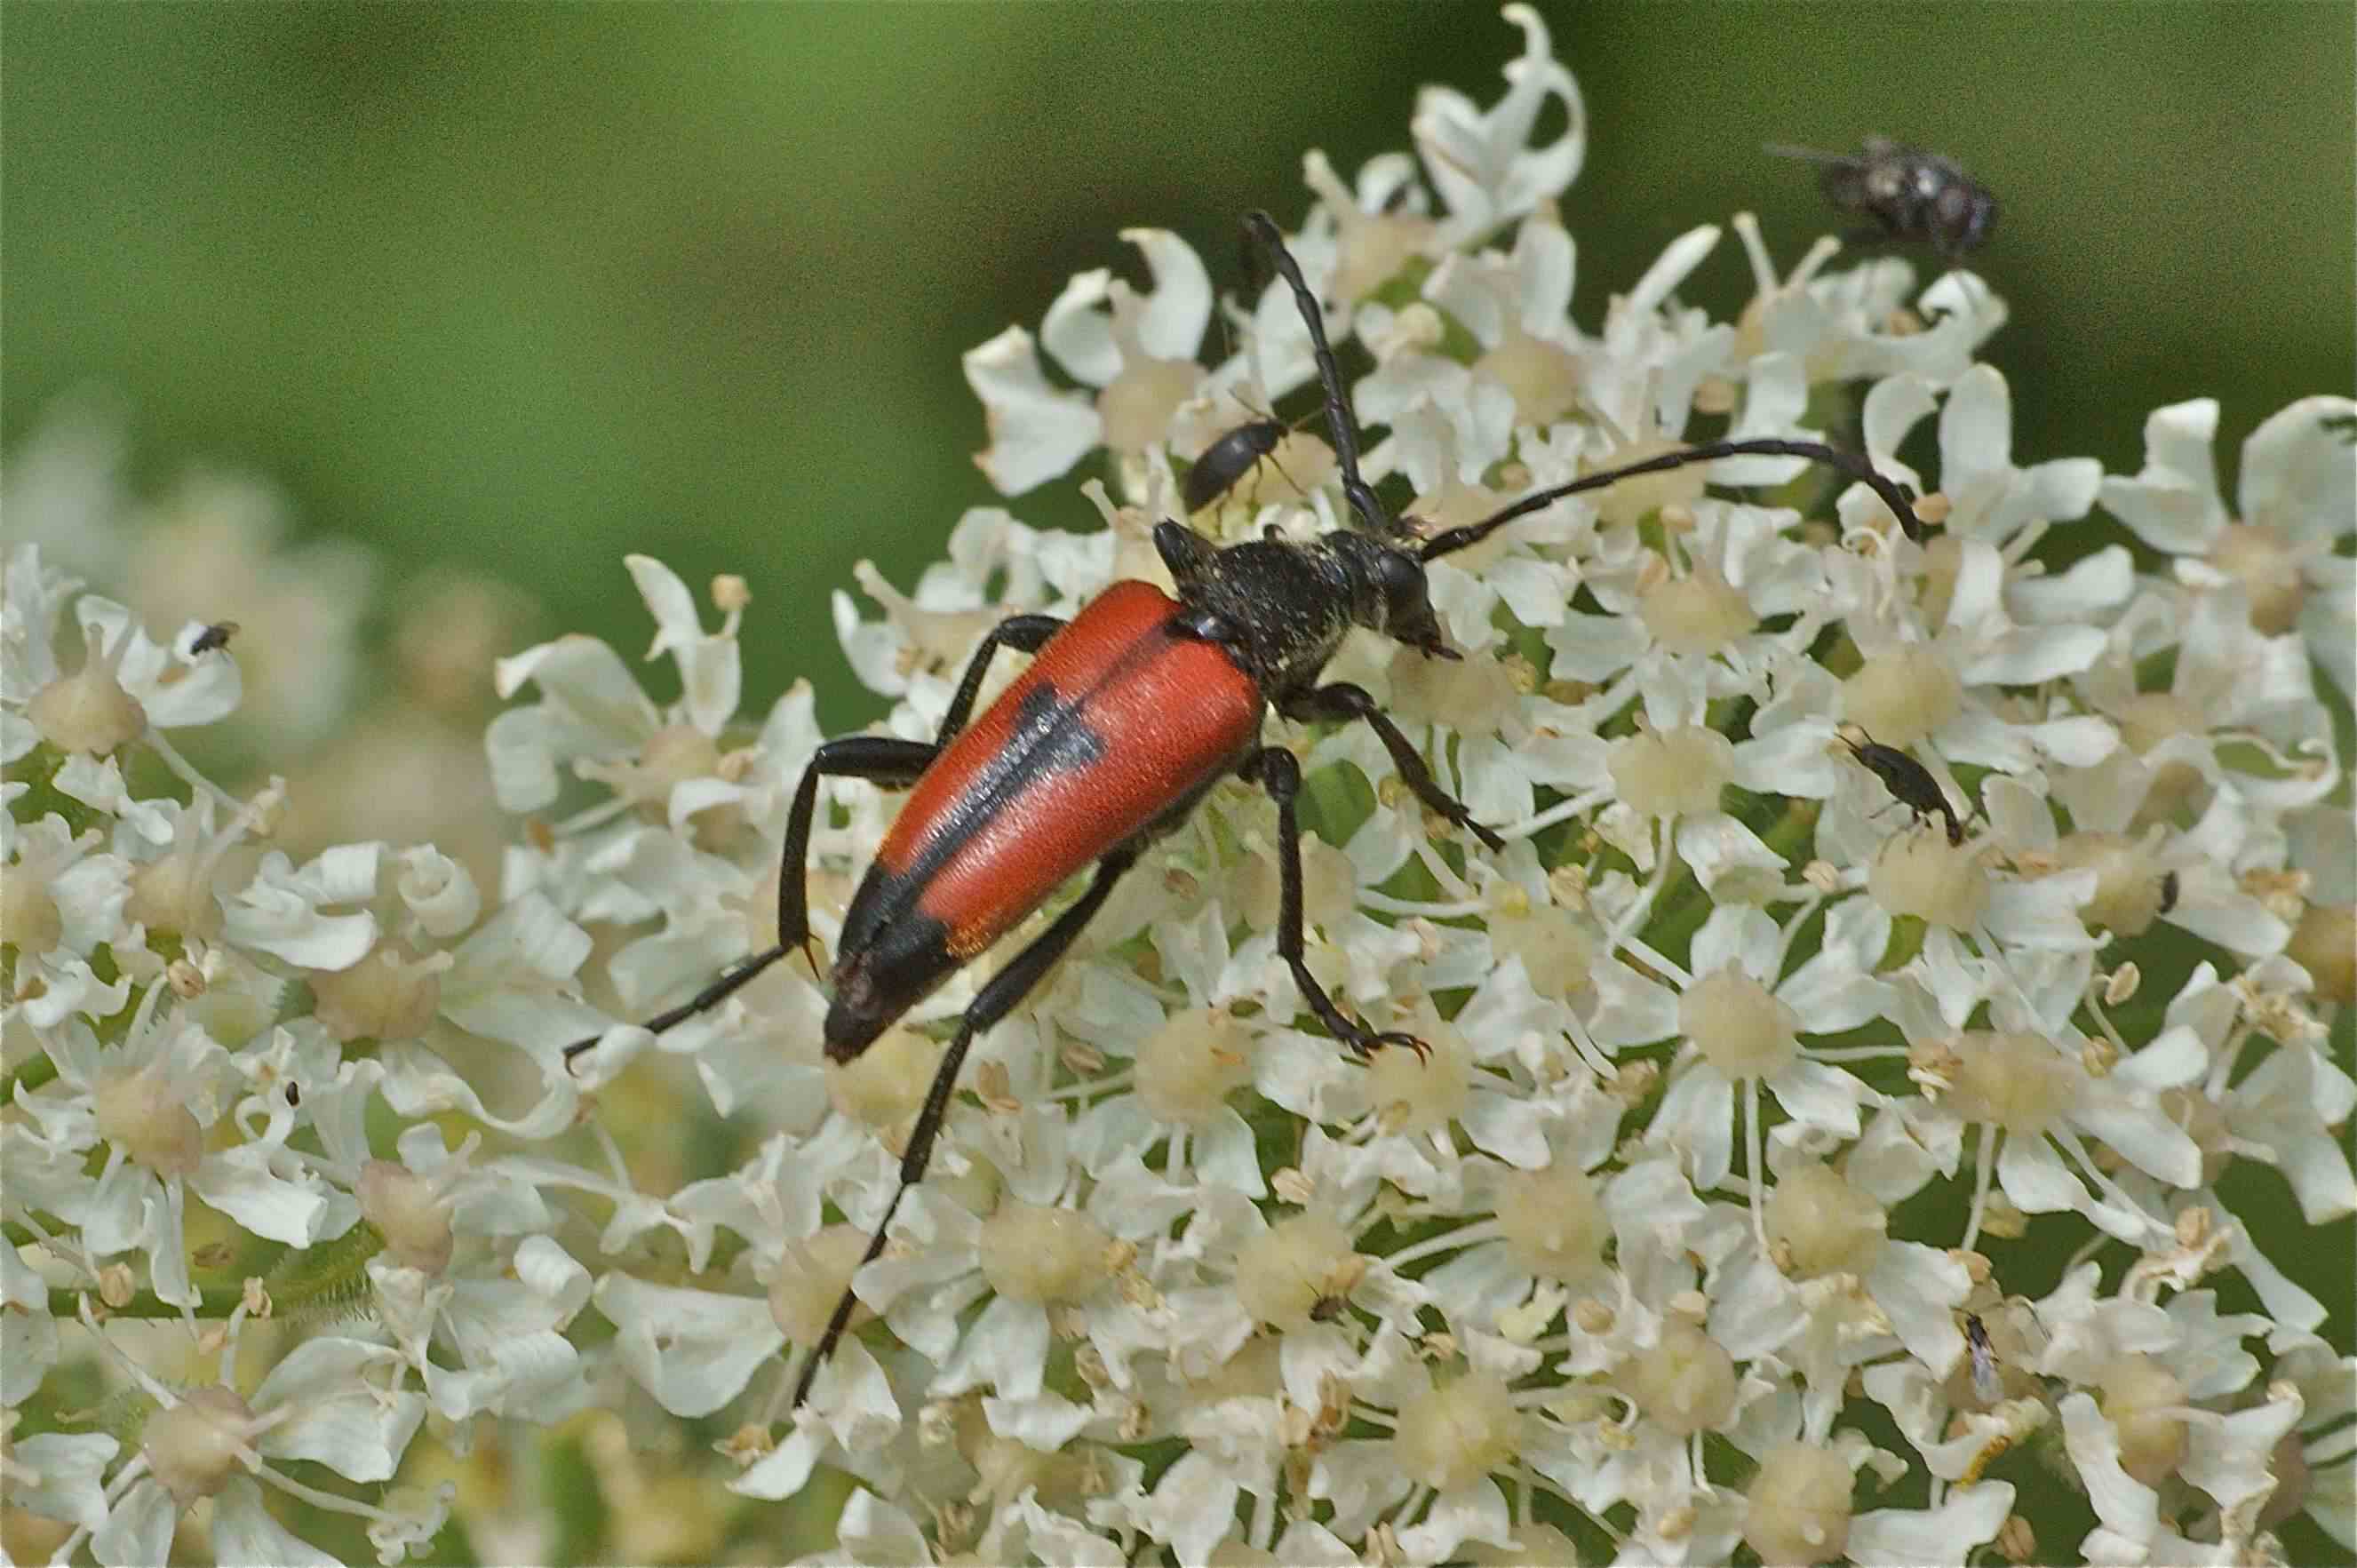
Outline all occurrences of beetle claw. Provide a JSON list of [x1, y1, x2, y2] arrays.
[[1353, 1029, 1431, 1063]]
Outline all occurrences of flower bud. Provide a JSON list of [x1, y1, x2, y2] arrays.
[[1742, 1442, 1853, 1564]]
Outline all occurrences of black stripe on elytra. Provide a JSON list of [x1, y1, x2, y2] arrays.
[[837, 662, 1127, 960]]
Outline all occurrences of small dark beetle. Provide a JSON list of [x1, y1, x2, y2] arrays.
[[565, 211, 1930, 1409], [2158, 870, 2180, 916], [1183, 417, 1289, 513], [1836, 724, 1963, 844], [1767, 137, 1997, 259], [188, 622, 239, 657]]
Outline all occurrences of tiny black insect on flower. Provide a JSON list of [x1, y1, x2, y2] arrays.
[[189, 622, 239, 657], [2158, 870, 2180, 916], [1766, 137, 1997, 259], [1183, 418, 1290, 514], [1963, 1310, 2003, 1402], [1835, 724, 1963, 845]]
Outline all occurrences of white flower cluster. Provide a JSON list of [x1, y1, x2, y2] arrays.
[[4, 9, 2353, 1565]]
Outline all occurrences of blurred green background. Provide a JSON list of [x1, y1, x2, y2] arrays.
[[8, 4, 2351, 730], [7, 5, 2354, 1562]]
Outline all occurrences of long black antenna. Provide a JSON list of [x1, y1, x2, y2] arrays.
[[1241, 210, 1394, 539], [1420, 436, 1927, 560], [1241, 210, 1927, 553]]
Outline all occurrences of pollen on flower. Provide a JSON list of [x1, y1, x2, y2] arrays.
[[1680, 963, 1800, 1080], [1608, 726, 1733, 819], [28, 621, 147, 755], [310, 943, 448, 1043], [1366, 1017, 1470, 1133], [1134, 1007, 1254, 1126], [2286, 903, 2354, 1003], [979, 1201, 1111, 1304], [1476, 314, 1585, 430], [1946, 1032, 2077, 1137], [93, 1062, 203, 1177], [1639, 564, 1757, 658], [2098, 1353, 2188, 1486], [1764, 1163, 1886, 1277], [1624, 1318, 1738, 1437], [145, 1385, 259, 1506], [1495, 1161, 1606, 1282], [826, 1025, 940, 1134], [768, 1224, 875, 1344], [1867, 828, 1988, 930], [1393, 1371, 1522, 1492], [1233, 1211, 1358, 1331], [2048, 832, 2170, 937], [1741, 1442, 1855, 1565], [1841, 646, 1962, 748]]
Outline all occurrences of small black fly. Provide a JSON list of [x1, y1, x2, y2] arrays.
[[1767, 137, 1997, 259], [1963, 1311, 2003, 1402], [1836, 725, 1963, 845], [189, 622, 240, 657]]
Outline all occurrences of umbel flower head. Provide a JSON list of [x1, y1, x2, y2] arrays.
[[3, 9, 2350, 1567]]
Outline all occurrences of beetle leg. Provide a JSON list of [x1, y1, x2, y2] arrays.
[[791, 848, 1140, 1409], [1240, 744, 1429, 1063], [1282, 682, 1506, 853], [559, 736, 936, 1070], [936, 614, 1064, 744]]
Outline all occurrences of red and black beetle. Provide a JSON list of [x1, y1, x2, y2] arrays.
[[566, 210, 1928, 1406]]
